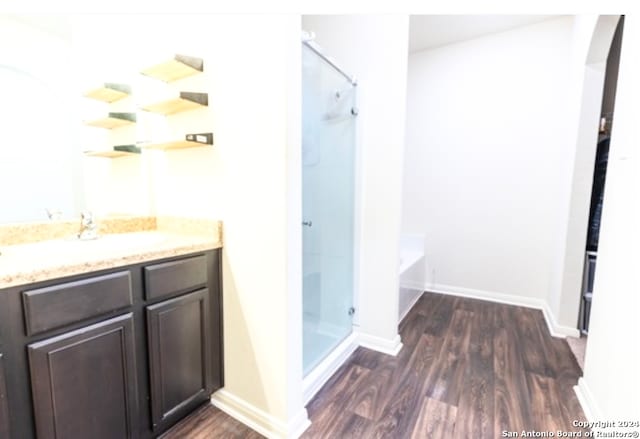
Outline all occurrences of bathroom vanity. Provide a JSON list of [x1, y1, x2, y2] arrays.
[[0, 221, 223, 439]]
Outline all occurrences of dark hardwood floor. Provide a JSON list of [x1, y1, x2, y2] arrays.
[[303, 292, 587, 438], [160, 402, 264, 439], [163, 292, 586, 438]]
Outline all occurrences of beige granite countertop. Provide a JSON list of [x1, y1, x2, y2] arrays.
[[0, 217, 222, 289]]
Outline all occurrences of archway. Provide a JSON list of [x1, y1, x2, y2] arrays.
[[552, 15, 622, 334]]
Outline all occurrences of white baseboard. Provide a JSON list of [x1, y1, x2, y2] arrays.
[[430, 283, 543, 308], [355, 330, 403, 356], [540, 301, 581, 338], [302, 332, 359, 405], [289, 409, 312, 439], [429, 283, 580, 339], [574, 377, 602, 422], [211, 389, 310, 439]]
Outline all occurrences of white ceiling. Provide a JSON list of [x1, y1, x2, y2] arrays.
[[409, 15, 561, 53], [7, 15, 561, 52]]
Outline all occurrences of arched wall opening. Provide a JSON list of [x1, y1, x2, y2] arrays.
[[549, 15, 622, 333]]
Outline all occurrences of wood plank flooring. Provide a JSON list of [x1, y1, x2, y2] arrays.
[[163, 292, 586, 438], [303, 292, 586, 438], [160, 402, 264, 439]]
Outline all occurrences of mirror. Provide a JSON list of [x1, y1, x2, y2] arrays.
[[0, 15, 82, 223], [0, 15, 154, 225]]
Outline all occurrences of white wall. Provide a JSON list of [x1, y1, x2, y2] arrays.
[[403, 17, 575, 307], [156, 16, 306, 437], [404, 14, 639, 420], [579, 14, 640, 421], [209, 16, 307, 435], [76, 14, 306, 437], [302, 15, 410, 353]]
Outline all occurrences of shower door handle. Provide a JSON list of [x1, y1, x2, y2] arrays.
[[302, 220, 313, 227]]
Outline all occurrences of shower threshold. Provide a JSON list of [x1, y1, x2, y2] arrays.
[[302, 331, 358, 405]]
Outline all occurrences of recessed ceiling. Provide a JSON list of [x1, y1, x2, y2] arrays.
[[409, 15, 562, 53]]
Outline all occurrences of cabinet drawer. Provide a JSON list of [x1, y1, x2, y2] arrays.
[[22, 271, 133, 336], [144, 255, 207, 300]]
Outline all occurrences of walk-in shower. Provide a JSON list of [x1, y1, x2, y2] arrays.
[[302, 34, 358, 376]]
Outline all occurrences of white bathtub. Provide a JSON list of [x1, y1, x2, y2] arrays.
[[398, 234, 425, 322]]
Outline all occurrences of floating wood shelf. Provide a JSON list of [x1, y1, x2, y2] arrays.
[[84, 112, 137, 129], [84, 144, 141, 158], [142, 133, 213, 150], [141, 92, 208, 115], [142, 140, 202, 151], [83, 83, 131, 103], [141, 54, 204, 82], [84, 150, 137, 158]]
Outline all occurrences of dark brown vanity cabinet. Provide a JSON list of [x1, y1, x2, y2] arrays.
[[0, 249, 223, 439], [28, 314, 139, 439], [147, 289, 212, 431]]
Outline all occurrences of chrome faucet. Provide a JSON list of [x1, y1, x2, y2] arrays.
[[78, 211, 99, 240]]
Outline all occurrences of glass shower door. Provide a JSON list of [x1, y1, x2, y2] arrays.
[[302, 43, 357, 376]]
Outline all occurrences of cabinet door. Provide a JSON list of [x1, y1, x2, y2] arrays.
[[0, 353, 10, 439], [147, 289, 212, 430], [28, 313, 138, 439]]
